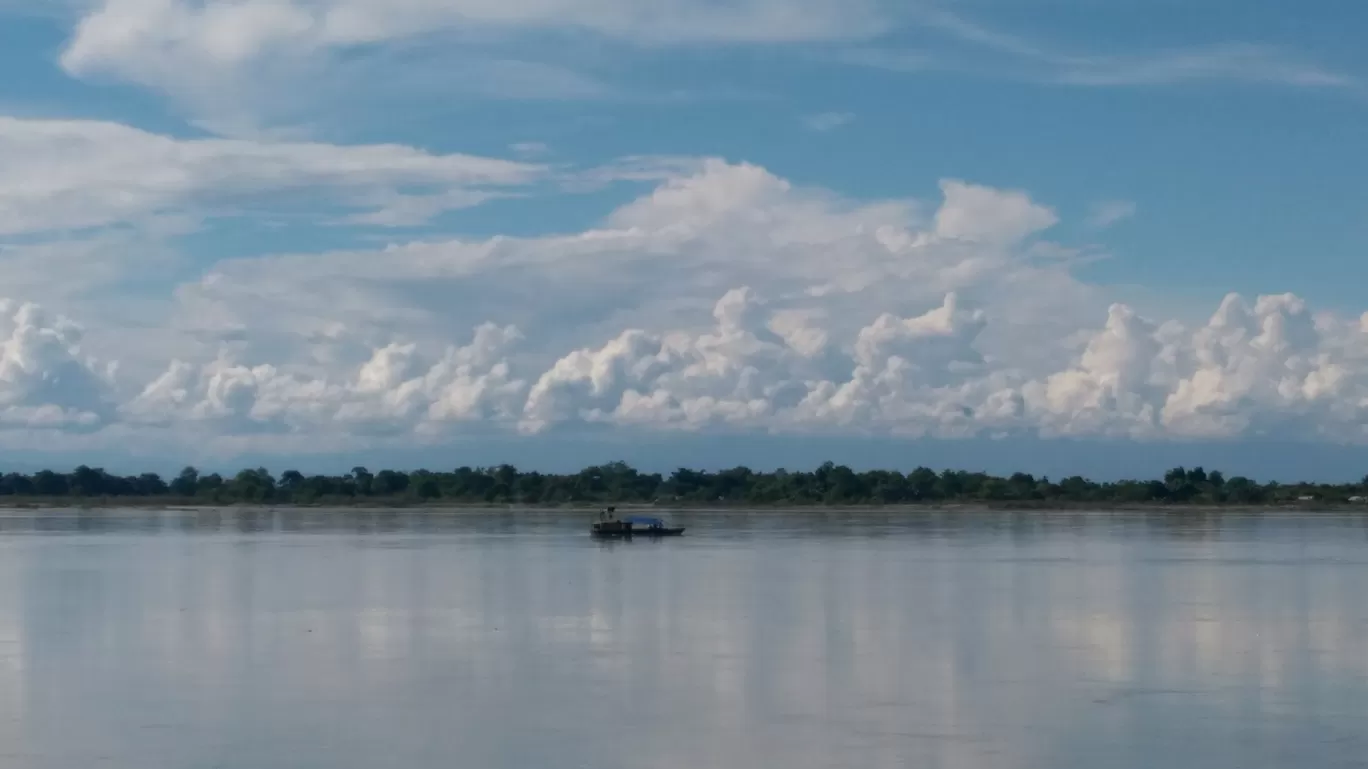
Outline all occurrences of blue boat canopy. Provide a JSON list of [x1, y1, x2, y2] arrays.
[[625, 516, 665, 527]]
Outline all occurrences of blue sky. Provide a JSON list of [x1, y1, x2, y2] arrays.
[[0, 0, 1366, 478]]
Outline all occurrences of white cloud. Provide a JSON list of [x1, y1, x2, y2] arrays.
[[48, 1, 1356, 134], [802, 112, 855, 132], [509, 141, 550, 157], [0, 116, 543, 236], [66, 1, 1350, 99], [1021, 293, 1368, 442], [164, 161, 1078, 380], [521, 286, 816, 433], [927, 11, 1357, 89], [789, 293, 1007, 436], [3, 159, 1368, 450], [123, 323, 526, 436], [1023, 303, 1176, 439], [59, 0, 887, 118], [849, 12, 1359, 92], [1086, 200, 1137, 230], [63, 0, 885, 69], [0, 299, 115, 429], [0, 230, 180, 302], [932, 179, 1059, 246], [511, 278, 1368, 444], [1049, 43, 1358, 89]]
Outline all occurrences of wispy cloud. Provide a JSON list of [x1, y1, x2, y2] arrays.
[[803, 112, 856, 132], [1048, 44, 1357, 89], [848, 10, 1360, 93], [463, 59, 619, 100], [58, 0, 858, 134], [59, 0, 892, 85], [922, 11, 1052, 61], [510, 142, 550, 157], [0, 116, 550, 236], [834, 49, 936, 74], [1086, 201, 1137, 230]]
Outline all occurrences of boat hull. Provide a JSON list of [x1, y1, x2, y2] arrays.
[[590, 526, 685, 537]]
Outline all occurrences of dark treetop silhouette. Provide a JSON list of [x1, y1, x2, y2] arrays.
[[0, 462, 1361, 506]]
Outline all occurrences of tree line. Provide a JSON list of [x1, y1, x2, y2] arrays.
[[0, 462, 1363, 506]]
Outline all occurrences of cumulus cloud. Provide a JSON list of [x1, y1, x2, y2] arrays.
[[511, 283, 1368, 444], [522, 286, 819, 433], [166, 160, 1087, 380], [0, 116, 542, 236], [932, 178, 1059, 246], [123, 323, 526, 436], [0, 299, 114, 428], [1156, 294, 1361, 439], [1, 158, 1366, 449], [793, 293, 1001, 434], [1046, 294, 1368, 442]]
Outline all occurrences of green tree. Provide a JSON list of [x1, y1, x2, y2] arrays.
[[170, 466, 199, 496], [33, 470, 67, 496], [70, 465, 105, 497], [135, 473, 168, 496], [279, 470, 306, 495], [908, 467, 938, 500], [351, 467, 374, 496]]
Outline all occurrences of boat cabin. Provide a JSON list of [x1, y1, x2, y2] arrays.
[[590, 508, 685, 537]]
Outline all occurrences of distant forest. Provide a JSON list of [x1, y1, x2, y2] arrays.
[[0, 462, 1363, 506]]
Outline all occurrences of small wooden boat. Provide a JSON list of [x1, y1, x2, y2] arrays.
[[590, 508, 685, 537]]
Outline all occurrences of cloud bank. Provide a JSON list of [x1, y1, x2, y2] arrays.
[[5, 158, 1368, 453]]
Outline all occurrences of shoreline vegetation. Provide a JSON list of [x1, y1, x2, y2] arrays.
[[0, 462, 1364, 511]]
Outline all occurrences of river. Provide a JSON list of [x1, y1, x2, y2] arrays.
[[0, 508, 1365, 768]]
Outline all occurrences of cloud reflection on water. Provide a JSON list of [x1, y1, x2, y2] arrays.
[[0, 509, 1364, 768]]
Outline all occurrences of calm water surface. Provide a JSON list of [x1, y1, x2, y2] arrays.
[[1, 508, 1366, 768]]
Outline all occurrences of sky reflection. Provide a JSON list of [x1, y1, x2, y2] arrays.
[[0, 509, 1365, 768]]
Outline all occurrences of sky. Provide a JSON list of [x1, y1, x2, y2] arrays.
[[0, 0, 1366, 479]]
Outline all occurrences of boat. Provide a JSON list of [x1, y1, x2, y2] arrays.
[[591, 507, 633, 537], [623, 515, 685, 536], [590, 507, 685, 537]]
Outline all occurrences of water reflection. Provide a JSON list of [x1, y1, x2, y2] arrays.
[[0, 509, 1365, 768]]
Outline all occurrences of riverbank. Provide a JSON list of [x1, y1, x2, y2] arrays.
[[0, 498, 1364, 514]]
